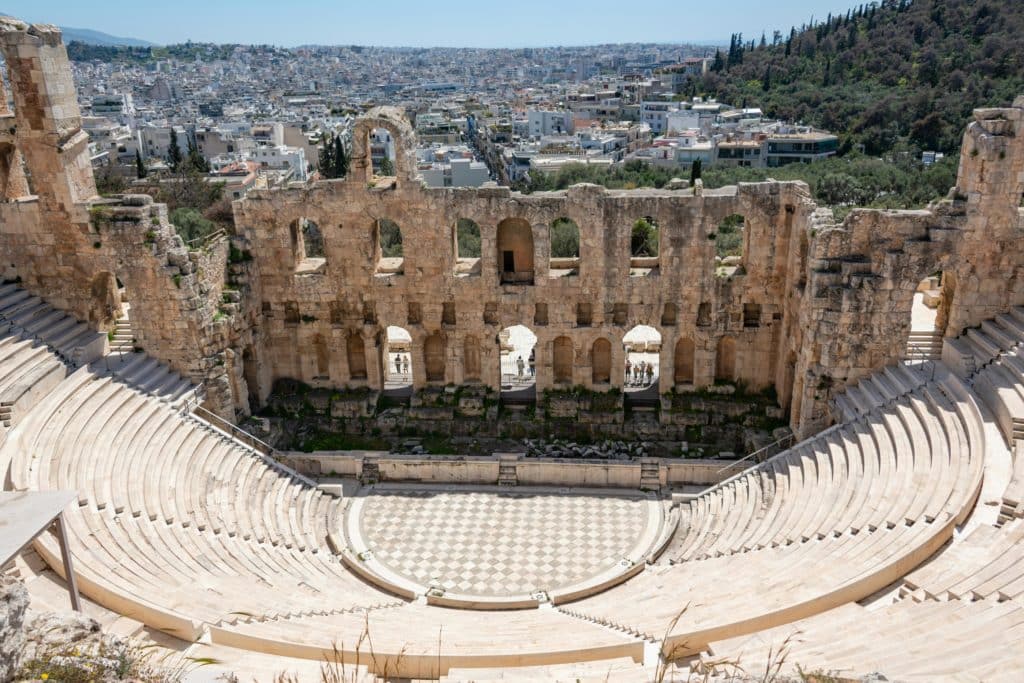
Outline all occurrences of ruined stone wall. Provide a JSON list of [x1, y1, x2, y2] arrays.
[[0, 20, 235, 415], [231, 165, 812, 411]]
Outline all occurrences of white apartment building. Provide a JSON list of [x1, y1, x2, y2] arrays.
[[420, 158, 490, 188], [640, 101, 680, 134], [527, 110, 574, 137], [250, 145, 308, 181], [138, 124, 192, 164]]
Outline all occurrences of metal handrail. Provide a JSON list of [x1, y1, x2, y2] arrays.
[[716, 431, 796, 475], [189, 403, 277, 459], [179, 382, 206, 415], [906, 342, 937, 380]]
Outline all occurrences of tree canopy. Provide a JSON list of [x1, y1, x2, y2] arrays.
[[694, 0, 1024, 156]]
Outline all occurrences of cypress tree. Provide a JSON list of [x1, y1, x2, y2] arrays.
[[135, 149, 147, 179], [168, 131, 182, 171], [689, 158, 702, 187], [318, 133, 335, 177]]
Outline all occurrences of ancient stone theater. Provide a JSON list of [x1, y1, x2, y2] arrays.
[[2, 16, 1024, 681]]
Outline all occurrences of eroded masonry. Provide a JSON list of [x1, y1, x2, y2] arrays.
[[1, 18, 1023, 440]]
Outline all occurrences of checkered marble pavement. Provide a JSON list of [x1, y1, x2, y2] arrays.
[[355, 487, 653, 597]]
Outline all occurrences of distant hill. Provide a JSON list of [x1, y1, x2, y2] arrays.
[[59, 26, 154, 47], [693, 0, 1024, 155]]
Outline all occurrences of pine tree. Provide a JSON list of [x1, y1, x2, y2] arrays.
[[759, 32, 767, 48], [689, 158, 702, 187], [168, 131, 182, 171], [135, 149, 147, 179], [379, 155, 394, 176]]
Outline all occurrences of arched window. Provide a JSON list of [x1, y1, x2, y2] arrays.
[[592, 338, 611, 384], [553, 336, 574, 384], [715, 214, 745, 277], [454, 217, 482, 276], [375, 218, 404, 275], [370, 127, 396, 176], [497, 217, 534, 285], [674, 337, 695, 384], [301, 218, 324, 258], [549, 217, 580, 278], [630, 216, 659, 277]]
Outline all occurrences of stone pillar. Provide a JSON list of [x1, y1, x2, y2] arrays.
[[0, 20, 97, 209]]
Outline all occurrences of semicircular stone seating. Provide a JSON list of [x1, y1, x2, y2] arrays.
[[694, 313, 1024, 681], [2, 282, 1020, 680]]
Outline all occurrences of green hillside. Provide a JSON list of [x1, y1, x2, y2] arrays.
[[694, 0, 1024, 155]]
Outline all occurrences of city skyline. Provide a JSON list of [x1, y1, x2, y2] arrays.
[[7, 0, 856, 48]]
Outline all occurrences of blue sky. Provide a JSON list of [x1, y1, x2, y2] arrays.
[[10, 1, 856, 47]]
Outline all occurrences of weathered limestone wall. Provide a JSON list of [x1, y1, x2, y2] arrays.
[[233, 129, 813, 413]]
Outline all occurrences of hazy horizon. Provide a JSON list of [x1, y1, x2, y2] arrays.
[[6, 0, 855, 49]]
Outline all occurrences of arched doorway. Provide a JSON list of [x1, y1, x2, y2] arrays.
[[424, 332, 445, 383], [497, 218, 534, 285], [499, 324, 537, 402], [623, 325, 662, 390], [592, 338, 612, 384], [384, 326, 413, 394], [674, 337, 695, 385], [716, 336, 736, 382], [87, 271, 121, 331], [905, 272, 949, 363]]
